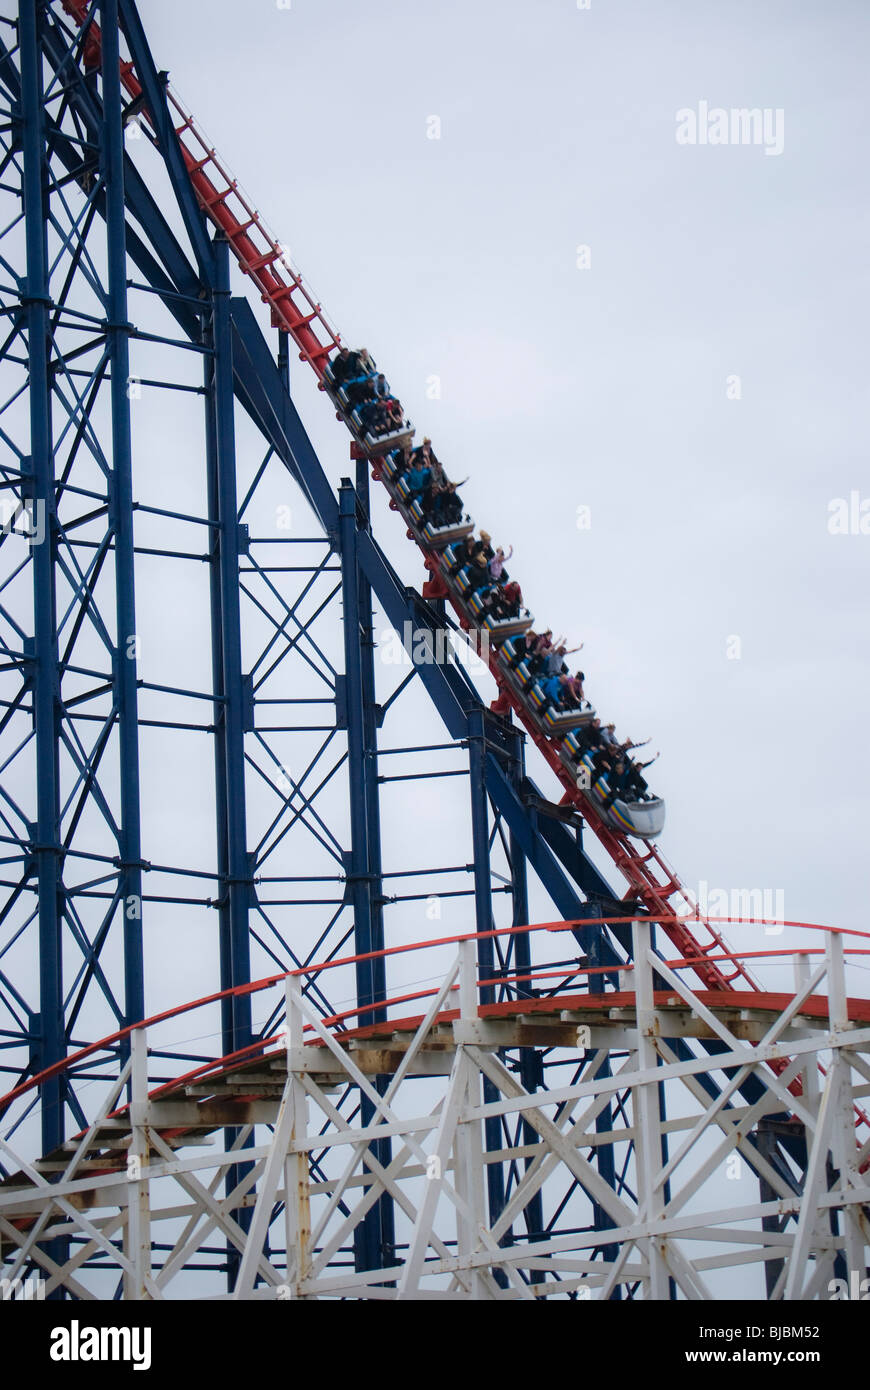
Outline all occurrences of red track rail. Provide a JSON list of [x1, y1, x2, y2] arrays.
[[55, 2, 806, 996], [5, 915, 870, 1117]]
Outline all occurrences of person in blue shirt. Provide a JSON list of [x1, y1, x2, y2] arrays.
[[541, 673, 564, 707], [406, 461, 430, 496]]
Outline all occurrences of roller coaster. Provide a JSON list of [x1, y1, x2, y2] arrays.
[[0, 0, 867, 1301]]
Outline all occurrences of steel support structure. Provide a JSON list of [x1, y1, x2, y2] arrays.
[[1, 931, 867, 1299]]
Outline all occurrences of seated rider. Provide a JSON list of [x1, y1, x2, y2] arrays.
[[501, 579, 523, 616], [527, 630, 553, 675], [465, 534, 492, 593], [512, 628, 536, 663], [357, 396, 383, 433], [411, 437, 436, 469], [604, 759, 630, 809], [574, 715, 602, 754], [444, 486, 465, 525], [450, 535, 477, 574], [330, 345, 365, 387], [429, 479, 466, 526], [540, 672, 566, 710], [591, 743, 615, 789], [343, 351, 377, 406], [562, 670, 585, 707], [421, 453, 449, 514], [545, 641, 583, 678], [391, 443, 413, 478], [625, 753, 659, 800], [405, 457, 431, 497], [361, 394, 403, 437], [488, 545, 513, 582], [484, 579, 522, 621], [477, 530, 494, 562]]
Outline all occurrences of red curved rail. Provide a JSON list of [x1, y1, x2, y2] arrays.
[[4, 914, 869, 1119]]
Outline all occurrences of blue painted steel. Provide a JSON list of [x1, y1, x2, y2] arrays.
[[207, 234, 252, 1058], [118, 0, 218, 283], [101, 0, 146, 1032], [505, 729, 546, 1279], [20, 0, 64, 1160], [338, 478, 395, 1272], [354, 459, 397, 1268]]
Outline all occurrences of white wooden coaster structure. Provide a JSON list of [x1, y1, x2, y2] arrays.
[[1, 920, 868, 1300]]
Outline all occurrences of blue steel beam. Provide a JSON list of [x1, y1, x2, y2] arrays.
[[206, 235, 252, 1058], [100, 0, 145, 1031], [117, 0, 217, 283], [204, 233, 254, 1292], [338, 478, 394, 1273], [504, 728, 546, 1278], [353, 455, 396, 1270], [20, 0, 65, 1160], [338, 481, 379, 1020], [38, 8, 204, 311]]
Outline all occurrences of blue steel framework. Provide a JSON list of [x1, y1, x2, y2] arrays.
[[0, 0, 813, 1295]]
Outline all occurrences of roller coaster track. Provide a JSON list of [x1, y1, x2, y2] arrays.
[[51, 2, 818, 1000], [5, 918, 870, 1198], [0, 7, 862, 1299], [2, 916, 868, 1301]]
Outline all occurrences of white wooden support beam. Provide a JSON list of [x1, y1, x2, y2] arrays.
[[632, 919, 670, 1300], [125, 1026, 152, 1299]]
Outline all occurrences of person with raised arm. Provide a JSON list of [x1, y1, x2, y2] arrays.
[[527, 629, 553, 676], [431, 479, 466, 526], [488, 545, 513, 582]]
